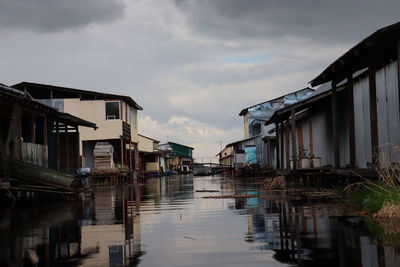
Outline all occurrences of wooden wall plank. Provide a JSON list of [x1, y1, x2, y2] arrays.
[[290, 109, 297, 170]]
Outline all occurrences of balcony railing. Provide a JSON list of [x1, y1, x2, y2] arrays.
[[122, 121, 131, 141]]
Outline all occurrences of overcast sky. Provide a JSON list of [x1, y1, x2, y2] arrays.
[[1, 0, 399, 162]]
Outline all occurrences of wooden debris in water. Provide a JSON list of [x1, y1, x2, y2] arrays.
[[264, 175, 286, 190], [195, 189, 220, 192], [183, 236, 197, 240], [26, 249, 39, 265], [202, 195, 256, 199]]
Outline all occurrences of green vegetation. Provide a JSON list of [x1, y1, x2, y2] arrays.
[[347, 145, 400, 215], [347, 185, 400, 214]]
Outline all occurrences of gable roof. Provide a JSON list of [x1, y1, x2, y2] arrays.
[[12, 82, 143, 110], [159, 141, 194, 150]]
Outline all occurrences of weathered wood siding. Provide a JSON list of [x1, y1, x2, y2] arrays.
[[21, 142, 48, 167]]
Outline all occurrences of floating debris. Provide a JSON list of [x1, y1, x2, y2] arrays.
[[202, 195, 258, 199], [264, 176, 286, 190], [183, 236, 197, 240], [195, 189, 220, 192]]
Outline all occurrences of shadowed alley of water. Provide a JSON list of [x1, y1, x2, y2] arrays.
[[1, 175, 399, 266]]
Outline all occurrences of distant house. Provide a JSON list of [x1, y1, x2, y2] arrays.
[[216, 146, 234, 167], [0, 84, 96, 177], [138, 134, 161, 174], [266, 21, 400, 172], [12, 82, 142, 171], [235, 88, 314, 168], [222, 137, 257, 170], [159, 142, 193, 171]]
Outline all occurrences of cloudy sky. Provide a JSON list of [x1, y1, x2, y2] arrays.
[[1, 0, 399, 162]]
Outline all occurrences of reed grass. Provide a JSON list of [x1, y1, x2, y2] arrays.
[[350, 144, 400, 215]]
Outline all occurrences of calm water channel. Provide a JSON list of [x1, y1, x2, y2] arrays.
[[1, 175, 400, 267]]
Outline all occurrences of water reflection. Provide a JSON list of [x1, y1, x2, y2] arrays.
[[1, 175, 400, 266]]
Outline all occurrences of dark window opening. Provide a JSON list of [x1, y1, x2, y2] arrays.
[[21, 115, 32, 143], [35, 116, 45, 145], [106, 102, 120, 120], [0, 118, 10, 143]]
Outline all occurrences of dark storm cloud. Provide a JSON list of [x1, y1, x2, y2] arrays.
[[175, 0, 400, 43], [0, 0, 125, 32]]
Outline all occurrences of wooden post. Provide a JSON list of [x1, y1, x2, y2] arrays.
[[280, 123, 284, 169], [266, 137, 271, 167], [285, 123, 290, 169], [56, 121, 60, 171], [125, 139, 128, 167], [290, 109, 297, 170], [297, 126, 303, 155], [275, 123, 280, 169], [65, 125, 70, 172], [120, 138, 124, 167], [43, 116, 48, 147], [31, 113, 35, 143], [308, 121, 313, 155], [397, 40, 400, 131], [347, 76, 356, 168], [77, 129, 81, 168], [368, 66, 379, 165], [331, 82, 340, 168], [129, 142, 132, 170]]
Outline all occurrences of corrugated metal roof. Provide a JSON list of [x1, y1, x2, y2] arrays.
[[12, 82, 143, 111], [1, 83, 97, 129], [310, 21, 400, 87], [238, 87, 314, 116]]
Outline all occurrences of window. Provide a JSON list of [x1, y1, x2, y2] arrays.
[[105, 102, 120, 120], [131, 109, 138, 130], [128, 106, 132, 125]]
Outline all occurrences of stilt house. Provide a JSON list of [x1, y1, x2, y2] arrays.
[[12, 82, 142, 172], [266, 22, 400, 173]]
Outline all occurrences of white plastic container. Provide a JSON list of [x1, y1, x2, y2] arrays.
[[312, 157, 322, 168], [301, 158, 311, 168]]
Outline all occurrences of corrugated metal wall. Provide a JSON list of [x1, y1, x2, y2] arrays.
[[376, 61, 400, 162], [338, 94, 351, 167], [306, 106, 333, 167], [277, 61, 400, 170], [353, 76, 372, 168]]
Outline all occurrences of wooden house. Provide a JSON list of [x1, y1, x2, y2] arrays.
[[12, 82, 142, 172], [266, 22, 400, 173], [216, 146, 234, 167], [159, 142, 193, 172], [138, 134, 162, 175], [0, 83, 96, 189]]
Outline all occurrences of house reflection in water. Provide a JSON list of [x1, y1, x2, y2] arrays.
[[79, 186, 143, 267], [0, 185, 144, 267], [241, 197, 400, 266]]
